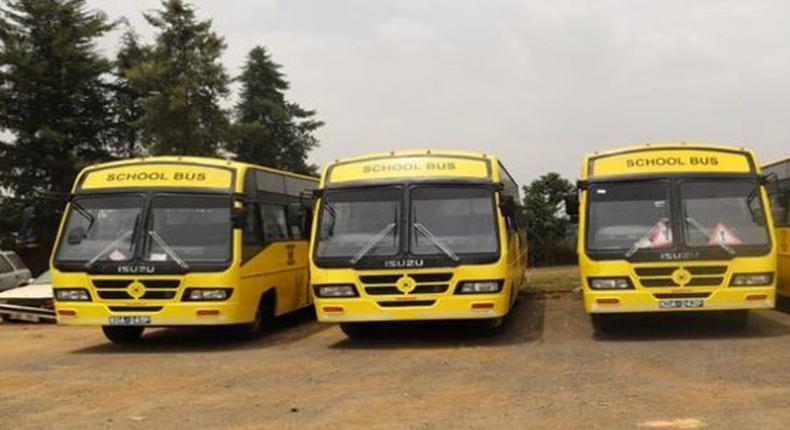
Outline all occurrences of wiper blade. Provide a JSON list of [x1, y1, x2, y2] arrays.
[[625, 219, 671, 258], [71, 200, 96, 234], [349, 223, 396, 265], [84, 230, 135, 269], [148, 230, 190, 270], [685, 217, 735, 256], [413, 222, 460, 262]]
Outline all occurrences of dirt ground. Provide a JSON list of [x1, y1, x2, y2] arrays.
[[2, 272, 790, 429]]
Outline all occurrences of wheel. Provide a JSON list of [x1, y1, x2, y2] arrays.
[[234, 294, 275, 340], [102, 326, 144, 344], [721, 310, 749, 330], [475, 317, 506, 335], [340, 322, 378, 339], [590, 314, 618, 334]]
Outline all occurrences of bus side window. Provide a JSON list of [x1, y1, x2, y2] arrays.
[[286, 203, 310, 240], [242, 203, 264, 262], [770, 190, 789, 226], [260, 204, 288, 243]]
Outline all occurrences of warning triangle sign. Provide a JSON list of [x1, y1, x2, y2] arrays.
[[649, 219, 673, 248], [708, 222, 742, 246]]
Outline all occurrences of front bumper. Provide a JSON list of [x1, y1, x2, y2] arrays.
[[54, 301, 250, 326], [584, 287, 775, 314], [313, 294, 510, 322]]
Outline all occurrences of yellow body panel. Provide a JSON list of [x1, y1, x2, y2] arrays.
[[52, 157, 316, 328], [311, 149, 527, 323], [578, 143, 776, 314], [774, 226, 790, 298]]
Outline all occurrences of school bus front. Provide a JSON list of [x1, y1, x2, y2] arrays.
[[51, 157, 316, 343], [309, 150, 527, 335], [574, 144, 775, 330]]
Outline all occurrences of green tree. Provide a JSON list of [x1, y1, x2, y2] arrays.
[[108, 26, 149, 157], [228, 46, 322, 175], [522, 172, 576, 266], [126, 0, 230, 156], [0, 0, 116, 249]]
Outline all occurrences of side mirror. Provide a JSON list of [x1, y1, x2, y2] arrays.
[[300, 189, 318, 210], [67, 226, 86, 245], [499, 195, 516, 217], [564, 193, 580, 222], [231, 207, 246, 229]]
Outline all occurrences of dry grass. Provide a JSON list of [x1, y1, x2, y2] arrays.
[[523, 265, 579, 294]]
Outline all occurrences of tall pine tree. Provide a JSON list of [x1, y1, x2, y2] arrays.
[[109, 26, 149, 157], [229, 46, 322, 175], [0, 0, 117, 249], [125, 0, 229, 156]]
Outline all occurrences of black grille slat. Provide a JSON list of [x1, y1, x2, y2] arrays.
[[686, 277, 724, 287], [93, 280, 132, 289], [641, 278, 679, 287], [412, 284, 449, 294], [635, 267, 677, 277], [141, 291, 177, 300], [378, 300, 435, 308], [108, 306, 163, 312], [141, 280, 180, 289], [654, 293, 711, 299], [365, 286, 401, 295], [98, 291, 133, 299], [359, 275, 401, 284], [410, 273, 453, 283], [687, 266, 728, 275]]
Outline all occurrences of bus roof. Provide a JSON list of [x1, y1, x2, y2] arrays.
[[74, 156, 317, 193], [320, 149, 506, 187], [581, 142, 760, 180]]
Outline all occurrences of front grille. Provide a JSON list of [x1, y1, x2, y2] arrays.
[[108, 306, 163, 312], [359, 273, 454, 296], [93, 279, 182, 301], [378, 300, 435, 307], [653, 292, 711, 299], [636, 265, 728, 289]]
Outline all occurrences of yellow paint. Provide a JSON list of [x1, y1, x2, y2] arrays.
[[52, 157, 318, 332], [577, 143, 776, 315], [327, 155, 490, 184], [80, 163, 233, 190], [590, 148, 752, 177]]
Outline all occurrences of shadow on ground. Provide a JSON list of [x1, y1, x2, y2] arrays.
[[593, 310, 790, 342], [71, 307, 329, 354], [328, 293, 546, 350]]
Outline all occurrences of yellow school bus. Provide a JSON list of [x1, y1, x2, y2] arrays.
[[763, 158, 790, 301], [51, 156, 317, 343], [569, 143, 776, 332], [309, 149, 527, 337]]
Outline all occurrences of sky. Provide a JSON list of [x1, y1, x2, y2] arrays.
[[93, 0, 790, 185]]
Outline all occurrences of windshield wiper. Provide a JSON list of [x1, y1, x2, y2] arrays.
[[84, 229, 135, 269], [349, 223, 397, 265], [71, 200, 96, 234], [624, 229, 655, 259], [148, 230, 189, 270], [413, 222, 460, 262], [685, 217, 736, 256]]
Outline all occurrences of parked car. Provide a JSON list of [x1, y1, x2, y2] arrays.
[[0, 251, 32, 291], [0, 270, 54, 323]]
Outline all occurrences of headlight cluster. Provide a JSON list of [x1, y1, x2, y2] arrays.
[[54, 289, 91, 302], [588, 277, 633, 290], [313, 284, 358, 298], [183, 288, 233, 301], [730, 273, 774, 287], [455, 280, 503, 294]]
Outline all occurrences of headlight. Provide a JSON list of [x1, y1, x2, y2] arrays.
[[314, 284, 358, 298], [730, 273, 774, 287], [54, 289, 91, 302], [455, 280, 503, 294], [589, 278, 633, 290], [183, 288, 232, 301]]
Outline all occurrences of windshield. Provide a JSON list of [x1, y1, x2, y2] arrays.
[[144, 195, 231, 263], [587, 181, 671, 252], [55, 195, 143, 263], [411, 186, 498, 255], [681, 180, 769, 247], [315, 188, 400, 259]]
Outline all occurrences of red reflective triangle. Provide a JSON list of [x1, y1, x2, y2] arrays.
[[649, 219, 673, 248], [707, 222, 742, 245]]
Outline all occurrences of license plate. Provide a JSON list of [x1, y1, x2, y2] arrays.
[[659, 299, 704, 309], [108, 316, 151, 326], [9, 312, 40, 323]]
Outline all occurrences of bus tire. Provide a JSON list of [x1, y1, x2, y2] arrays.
[[102, 326, 144, 344], [590, 314, 618, 334], [477, 317, 506, 335], [721, 310, 749, 330], [235, 291, 276, 340], [340, 322, 377, 339]]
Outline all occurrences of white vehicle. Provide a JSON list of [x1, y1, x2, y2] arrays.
[[0, 251, 32, 291], [0, 270, 54, 323]]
